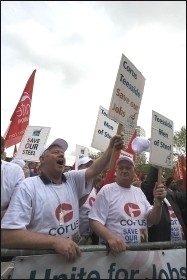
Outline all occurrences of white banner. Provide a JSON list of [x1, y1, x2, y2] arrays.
[[15, 126, 51, 161], [91, 106, 118, 152], [11, 249, 186, 279], [149, 111, 174, 169], [108, 53, 145, 129], [75, 144, 89, 170]]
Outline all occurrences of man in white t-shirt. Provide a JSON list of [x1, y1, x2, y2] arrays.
[[1, 136, 25, 219], [1, 134, 124, 262], [88, 156, 167, 254]]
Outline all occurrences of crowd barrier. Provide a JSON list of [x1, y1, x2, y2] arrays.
[[1, 241, 186, 279]]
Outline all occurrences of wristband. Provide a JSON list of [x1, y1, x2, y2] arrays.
[[153, 199, 164, 207]]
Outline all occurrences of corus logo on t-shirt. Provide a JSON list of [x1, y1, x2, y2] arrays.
[[55, 203, 73, 222], [124, 203, 141, 218]]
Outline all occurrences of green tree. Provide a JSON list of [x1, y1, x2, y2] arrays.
[[88, 150, 102, 160], [173, 126, 186, 157], [136, 153, 147, 165], [135, 163, 150, 176]]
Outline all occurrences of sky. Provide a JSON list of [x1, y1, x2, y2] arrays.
[[1, 1, 186, 164]]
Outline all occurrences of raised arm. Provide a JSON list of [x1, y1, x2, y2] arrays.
[[141, 166, 158, 204], [85, 134, 124, 181]]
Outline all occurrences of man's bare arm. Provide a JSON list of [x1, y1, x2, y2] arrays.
[[85, 134, 124, 181], [1, 229, 81, 262], [89, 219, 127, 253]]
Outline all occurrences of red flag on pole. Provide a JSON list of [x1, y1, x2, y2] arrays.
[[4, 70, 37, 149], [124, 129, 137, 158], [102, 150, 121, 185]]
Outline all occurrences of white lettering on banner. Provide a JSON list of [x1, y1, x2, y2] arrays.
[[16, 92, 31, 125], [11, 249, 186, 279], [8, 129, 26, 139]]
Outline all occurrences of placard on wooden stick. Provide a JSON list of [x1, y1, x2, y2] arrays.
[[149, 110, 174, 184]]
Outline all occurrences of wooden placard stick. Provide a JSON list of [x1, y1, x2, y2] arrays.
[[157, 166, 163, 185]]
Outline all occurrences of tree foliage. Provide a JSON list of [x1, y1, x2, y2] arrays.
[[88, 150, 102, 160], [173, 126, 186, 157], [136, 153, 147, 165]]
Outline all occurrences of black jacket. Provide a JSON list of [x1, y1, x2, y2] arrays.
[[141, 166, 186, 242]]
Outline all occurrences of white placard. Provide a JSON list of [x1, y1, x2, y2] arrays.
[[75, 144, 89, 170], [91, 106, 118, 152], [149, 111, 174, 169], [11, 249, 186, 279], [15, 126, 51, 161], [108, 53, 145, 129]]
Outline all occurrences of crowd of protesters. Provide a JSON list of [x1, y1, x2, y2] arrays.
[[1, 135, 186, 262]]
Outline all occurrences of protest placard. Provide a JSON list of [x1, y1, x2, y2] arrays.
[[15, 126, 51, 161], [91, 106, 118, 152], [11, 249, 186, 279], [75, 144, 89, 170], [149, 110, 173, 169], [108, 53, 145, 129]]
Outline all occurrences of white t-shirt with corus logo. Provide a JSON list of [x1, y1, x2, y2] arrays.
[[89, 183, 153, 244], [1, 170, 91, 242]]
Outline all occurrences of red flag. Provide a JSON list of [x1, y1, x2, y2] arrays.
[[173, 155, 186, 187], [124, 129, 137, 156], [102, 150, 121, 185], [4, 70, 37, 148], [173, 165, 179, 180], [178, 155, 186, 187]]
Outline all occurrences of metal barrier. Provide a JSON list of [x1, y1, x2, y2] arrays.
[[1, 241, 186, 279], [1, 240, 186, 257]]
